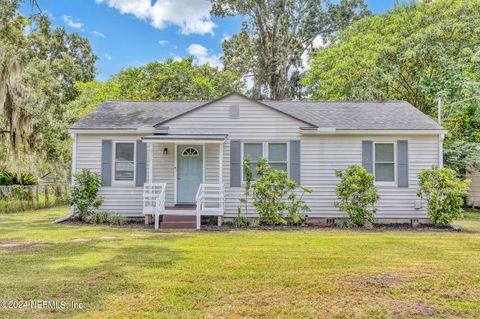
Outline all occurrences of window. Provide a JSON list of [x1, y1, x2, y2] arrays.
[[182, 147, 199, 157], [243, 143, 263, 180], [114, 142, 135, 181], [374, 143, 395, 182], [243, 142, 288, 180], [268, 143, 288, 172]]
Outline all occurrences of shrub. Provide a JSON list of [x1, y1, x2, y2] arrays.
[[417, 165, 471, 228], [334, 165, 380, 227], [238, 155, 253, 217], [232, 208, 250, 228], [252, 157, 297, 225], [87, 212, 126, 225], [0, 169, 38, 185], [286, 186, 312, 226], [72, 169, 103, 221]]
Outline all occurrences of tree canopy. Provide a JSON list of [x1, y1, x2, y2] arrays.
[[0, 0, 97, 178], [213, 0, 371, 100], [69, 58, 245, 119]]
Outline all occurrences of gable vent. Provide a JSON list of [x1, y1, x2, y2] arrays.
[[229, 104, 240, 119]]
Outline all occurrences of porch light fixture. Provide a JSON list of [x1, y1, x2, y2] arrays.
[[163, 147, 168, 155]]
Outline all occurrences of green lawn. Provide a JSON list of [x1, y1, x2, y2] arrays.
[[0, 208, 479, 319]]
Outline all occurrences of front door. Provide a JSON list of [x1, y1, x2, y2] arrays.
[[177, 145, 203, 204]]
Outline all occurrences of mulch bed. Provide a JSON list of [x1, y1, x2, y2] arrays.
[[60, 218, 461, 232], [201, 223, 461, 232]]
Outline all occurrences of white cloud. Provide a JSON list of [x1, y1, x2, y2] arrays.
[[91, 31, 106, 38], [103, 53, 112, 61], [187, 44, 222, 68], [95, 0, 215, 35], [158, 40, 168, 45], [63, 15, 83, 29]]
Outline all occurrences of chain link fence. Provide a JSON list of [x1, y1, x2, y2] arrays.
[[0, 183, 71, 214]]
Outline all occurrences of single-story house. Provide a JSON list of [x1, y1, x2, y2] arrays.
[[70, 92, 445, 229]]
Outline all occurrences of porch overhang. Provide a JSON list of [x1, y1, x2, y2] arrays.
[[141, 134, 228, 144]]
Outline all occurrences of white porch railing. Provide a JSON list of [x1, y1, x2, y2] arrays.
[[143, 183, 166, 230], [143, 183, 225, 230], [195, 183, 225, 229]]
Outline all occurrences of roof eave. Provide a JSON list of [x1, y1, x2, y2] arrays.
[[300, 128, 447, 135]]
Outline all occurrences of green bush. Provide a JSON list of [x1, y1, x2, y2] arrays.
[[334, 165, 380, 227], [72, 169, 103, 221], [252, 157, 297, 225], [87, 212, 126, 225], [232, 208, 251, 228], [417, 165, 471, 228], [286, 186, 312, 226], [0, 169, 38, 185]]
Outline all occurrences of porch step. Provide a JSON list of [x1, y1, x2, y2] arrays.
[[160, 214, 196, 229], [163, 214, 196, 222]]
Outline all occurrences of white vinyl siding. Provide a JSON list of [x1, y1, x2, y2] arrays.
[[467, 171, 480, 207], [75, 134, 144, 216]]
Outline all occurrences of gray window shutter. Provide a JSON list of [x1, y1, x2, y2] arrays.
[[101, 140, 112, 186], [136, 140, 147, 187], [289, 140, 301, 184], [362, 141, 373, 174], [230, 140, 241, 187], [397, 140, 409, 187]]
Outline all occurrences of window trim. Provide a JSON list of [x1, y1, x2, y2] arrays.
[[241, 141, 290, 182], [112, 141, 136, 185], [373, 142, 396, 186]]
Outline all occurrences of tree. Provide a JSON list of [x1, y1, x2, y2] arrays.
[[443, 141, 480, 178], [212, 0, 371, 100], [0, 1, 97, 179], [417, 166, 471, 228], [69, 58, 245, 119], [303, 0, 480, 116]]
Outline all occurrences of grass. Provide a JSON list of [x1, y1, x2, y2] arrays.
[[0, 208, 479, 319]]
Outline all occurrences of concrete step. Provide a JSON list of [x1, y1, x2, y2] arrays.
[[160, 221, 196, 229], [162, 215, 196, 222]]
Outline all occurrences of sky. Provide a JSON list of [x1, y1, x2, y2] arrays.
[[21, 0, 403, 81]]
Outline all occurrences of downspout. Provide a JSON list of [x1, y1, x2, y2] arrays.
[[53, 132, 76, 223]]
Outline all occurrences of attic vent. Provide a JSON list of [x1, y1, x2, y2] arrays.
[[229, 104, 240, 119]]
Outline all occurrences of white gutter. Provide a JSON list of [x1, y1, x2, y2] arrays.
[[300, 128, 447, 135]]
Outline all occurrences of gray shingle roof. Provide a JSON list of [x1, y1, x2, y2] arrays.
[[72, 96, 443, 131], [71, 100, 204, 129], [263, 100, 443, 130]]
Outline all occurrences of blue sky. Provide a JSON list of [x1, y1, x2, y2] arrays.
[[22, 0, 402, 81]]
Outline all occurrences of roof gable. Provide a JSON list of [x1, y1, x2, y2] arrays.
[[153, 92, 318, 128]]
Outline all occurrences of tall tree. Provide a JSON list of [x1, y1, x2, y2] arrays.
[[0, 0, 97, 178], [212, 0, 371, 100]]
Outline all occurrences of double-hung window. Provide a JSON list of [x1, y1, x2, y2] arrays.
[[243, 142, 288, 181], [374, 143, 395, 182], [114, 142, 135, 181]]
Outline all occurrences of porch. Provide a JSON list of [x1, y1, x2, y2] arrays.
[[140, 134, 227, 230]]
